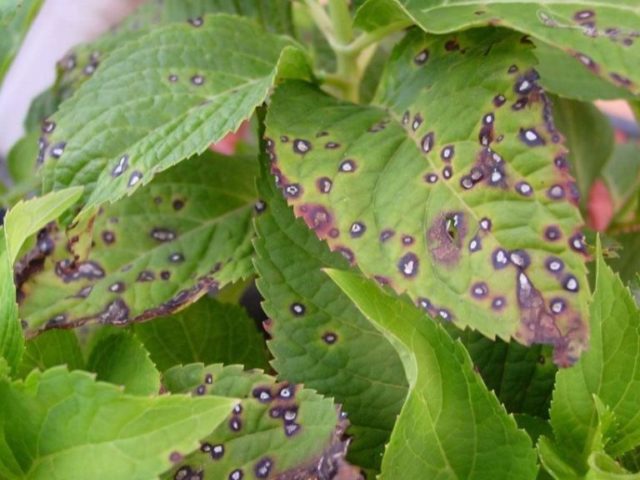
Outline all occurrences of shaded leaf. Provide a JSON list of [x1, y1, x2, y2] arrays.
[[17, 329, 84, 378], [327, 269, 538, 479], [87, 329, 160, 395], [254, 156, 407, 472], [355, 0, 640, 95], [602, 143, 640, 218], [6, 130, 38, 186], [40, 14, 309, 214], [161, 363, 348, 480], [134, 296, 269, 372], [265, 29, 589, 365], [607, 232, 640, 287], [0, 0, 43, 86], [0, 367, 235, 479], [19, 152, 256, 334]]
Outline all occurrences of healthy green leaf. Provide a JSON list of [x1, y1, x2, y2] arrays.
[[17, 329, 84, 379], [265, 29, 589, 365], [603, 143, 640, 219], [161, 363, 348, 479], [40, 14, 309, 214], [19, 152, 256, 335], [545, 240, 640, 475], [551, 96, 615, 207], [134, 296, 270, 372], [0, 0, 43, 86], [0, 367, 236, 479], [6, 130, 38, 186], [327, 269, 538, 479], [607, 232, 640, 286], [355, 0, 640, 95], [254, 158, 407, 472], [87, 329, 160, 395]]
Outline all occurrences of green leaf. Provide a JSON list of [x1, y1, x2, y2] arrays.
[[602, 143, 640, 218], [607, 232, 640, 287], [17, 329, 84, 378], [19, 151, 257, 334], [0, 188, 84, 373], [551, 96, 615, 207], [0, 0, 43, 86], [355, 0, 640, 95], [327, 269, 538, 479], [134, 296, 269, 372], [87, 329, 160, 395], [546, 240, 640, 475], [0, 366, 236, 479], [161, 363, 347, 479], [254, 157, 408, 472], [587, 452, 640, 479], [40, 14, 308, 215], [6, 130, 39, 186], [265, 28, 589, 366]]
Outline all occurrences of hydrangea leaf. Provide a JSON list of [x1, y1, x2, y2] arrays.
[[18, 152, 257, 335], [0, 366, 236, 480], [254, 159, 408, 472], [603, 143, 640, 219], [0, 0, 43, 86], [40, 14, 310, 214], [134, 297, 270, 372], [0, 188, 83, 373], [161, 363, 349, 480], [87, 329, 160, 395], [265, 29, 589, 365], [544, 240, 640, 476], [17, 329, 84, 379], [326, 269, 538, 479], [355, 0, 640, 95]]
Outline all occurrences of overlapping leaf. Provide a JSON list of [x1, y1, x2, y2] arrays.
[[254, 162, 407, 472], [19, 152, 257, 335], [17, 329, 84, 378], [265, 29, 589, 365], [355, 0, 640, 96], [134, 297, 270, 372], [327, 269, 538, 479], [0, 367, 236, 480], [0, 0, 43, 86], [161, 364, 348, 480], [40, 14, 309, 212]]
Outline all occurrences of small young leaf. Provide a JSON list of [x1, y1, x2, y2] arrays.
[[0, 0, 43, 86], [17, 329, 84, 378], [87, 329, 161, 395], [19, 152, 256, 334], [0, 367, 236, 479], [161, 364, 348, 479], [266, 29, 589, 366], [40, 14, 309, 215], [134, 297, 270, 372], [326, 269, 538, 479], [254, 158, 408, 472]]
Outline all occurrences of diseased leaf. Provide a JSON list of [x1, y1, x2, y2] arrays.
[[40, 14, 309, 214], [265, 29, 589, 365], [134, 296, 270, 372], [355, 0, 640, 95], [0, 0, 43, 86], [544, 240, 640, 476], [161, 363, 348, 480], [254, 158, 407, 472], [19, 152, 256, 335], [87, 329, 160, 395], [17, 329, 84, 378], [0, 367, 236, 479], [327, 269, 538, 479]]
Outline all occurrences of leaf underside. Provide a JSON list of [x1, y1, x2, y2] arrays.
[[18, 152, 257, 335], [161, 364, 347, 480], [265, 28, 589, 366]]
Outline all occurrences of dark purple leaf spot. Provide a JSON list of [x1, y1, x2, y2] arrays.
[[42, 120, 55, 134], [569, 234, 586, 253], [428, 212, 466, 265], [102, 230, 115, 244], [544, 226, 562, 241], [547, 185, 565, 199], [563, 275, 579, 292], [380, 229, 395, 242], [50, 142, 66, 159], [441, 145, 455, 162], [284, 183, 302, 198], [293, 139, 311, 154], [402, 235, 415, 245], [254, 200, 266, 213], [412, 114, 423, 131], [168, 74, 178, 82], [493, 94, 506, 107], [424, 173, 439, 184], [492, 248, 509, 269], [509, 250, 531, 269], [195, 384, 206, 396], [169, 252, 184, 263], [229, 417, 242, 432], [252, 387, 273, 403], [323, 332, 337, 344], [516, 181, 533, 196], [128, 170, 143, 187], [190, 75, 204, 86], [172, 199, 185, 210], [471, 282, 489, 299], [99, 299, 130, 325], [160, 270, 171, 280], [350, 221, 366, 238], [398, 252, 419, 277], [338, 159, 356, 172], [316, 177, 332, 193], [479, 218, 492, 231], [325, 142, 340, 149], [519, 128, 545, 146], [468, 236, 481, 252], [550, 298, 566, 314], [546, 257, 564, 273], [229, 469, 243, 480], [414, 49, 429, 65], [151, 227, 176, 242], [421, 131, 435, 153], [108, 281, 125, 293], [255, 458, 273, 478], [442, 165, 453, 179], [445, 39, 460, 51], [290, 302, 305, 316], [492, 297, 506, 310]]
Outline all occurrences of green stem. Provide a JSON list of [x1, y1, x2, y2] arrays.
[[327, 0, 358, 102]]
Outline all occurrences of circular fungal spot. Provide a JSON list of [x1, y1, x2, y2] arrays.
[[252, 387, 272, 403], [42, 120, 56, 134], [50, 142, 66, 159], [508, 65, 519, 74], [412, 114, 423, 131], [190, 75, 204, 86], [323, 332, 337, 344], [414, 49, 429, 65], [328, 228, 339, 238], [188, 16, 203, 27], [380, 229, 394, 242], [229, 469, 243, 480], [269, 407, 282, 418], [284, 422, 301, 436], [445, 39, 460, 51], [460, 176, 474, 190], [509, 250, 531, 268], [512, 98, 528, 110], [160, 270, 171, 280], [469, 236, 481, 252], [547, 185, 565, 199], [575, 52, 597, 71], [172, 199, 185, 210], [441, 145, 455, 162], [563, 275, 579, 292], [233, 404, 242, 414], [546, 257, 564, 273], [102, 230, 115, 244], [515, 77, 534, 94], [284, 183, 302, 198], [570, 234, 586, 253], [254, 200, 266, 213], [479, 218, 492, 231], [544, 226, 562, 241], [402, 111, 410, 125], [290, 303, 305, 316], [316, 177, 332, 194], [417, 297, 431, 311], [325, 141, 340, 149], [550, 298, 566, 314], [421, 132, 435, 153], [255, 458, 273, 478], [470, 167, 483, 182], [151, 227, 176, 242], [111, 155, 129, 177], [574, 10, 595, 21], [492, 297, 506, 310], [169, 252, 185, 263], [471, 282, 489, 298], [438, 309, 452, 321], [483, 113, 495, 125], [519, 128, 545, 147], [350, 221, 366, 238], [337, 246, 355, 263], [209, 444, 224, 460], [398, 252, 419, 277], [402, 235, 414, 246], [492, 248, 509, 269], [283, 407, 297, 422], [204, 373, 213, 384], [293, 139, 311, 154], [168, 74, 178, 82], [280, 135, 289, 143], [493, 94, 506, 107], [516, 181, 533, 196], [278, 384, 293, 398], [339, 159, 356, 172], [442, 166, 453, 180], [195, 384, 206, 396], [174, 466, 194, 480], [229, 417, 242, 432], [128, 171, 143, 187], [424, 173, 439, 184], [108, 282, 125, 293], [554, 154, 568, 170]]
